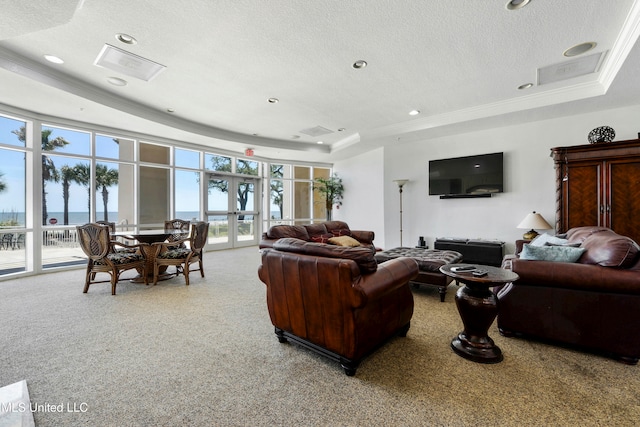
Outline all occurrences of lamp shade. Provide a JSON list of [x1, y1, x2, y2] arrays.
[[517, 211, 552, 230], [394, 179, 409, 188], [517, 211, 552, 239]]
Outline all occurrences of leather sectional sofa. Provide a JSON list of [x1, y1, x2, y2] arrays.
[[258, 237, 418, 375], [497, 226, 640, 364], [259, 220, 375, 250]]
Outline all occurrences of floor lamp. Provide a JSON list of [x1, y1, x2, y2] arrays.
[[394, 179, 409, 246]]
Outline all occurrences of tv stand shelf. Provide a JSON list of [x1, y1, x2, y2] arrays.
[[434, 238, 504, 267]]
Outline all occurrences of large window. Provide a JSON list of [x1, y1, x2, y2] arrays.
[[0, 111, 333, 279]]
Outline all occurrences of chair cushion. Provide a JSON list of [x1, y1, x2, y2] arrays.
[[99, 252, 144, 265], [158, 248, 192, 259]]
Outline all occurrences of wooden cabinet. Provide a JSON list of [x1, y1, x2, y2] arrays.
[[551, 139, 640, 244]]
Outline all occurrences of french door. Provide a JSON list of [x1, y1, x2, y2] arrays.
[[205, 173, 260, 249]]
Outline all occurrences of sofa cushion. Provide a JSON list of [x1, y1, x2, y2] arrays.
[[330, 228, 352, 237], [266, 225, 310, 241], [579, 233, 640, 268], [328, 235, 361, 247], [520, 244, 586, 263], [566, 226, 611, 244], [529, 233, 569, 247], [273, 238, 377, 274], [310, 233, 333, 244], [304, 223, 329, 237]]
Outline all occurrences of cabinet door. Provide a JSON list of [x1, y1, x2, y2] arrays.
[[608, 159, 640, 244], [564, 161, 602, 230]]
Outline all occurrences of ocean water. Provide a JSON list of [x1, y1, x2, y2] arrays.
[[0, 211, 281, 226]]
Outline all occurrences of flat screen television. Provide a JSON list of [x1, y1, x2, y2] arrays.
[[429, 152, 503, 198]]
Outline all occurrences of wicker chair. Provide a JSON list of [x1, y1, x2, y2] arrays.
[[76, 223, 148, 295], [152, 221, 209, 286], [164, 219, 190, 245]]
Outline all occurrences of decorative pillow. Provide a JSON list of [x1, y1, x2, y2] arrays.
[[520, 244, 585, 263], [529, 233, 569, 247], [328, 235, 361, 247], [331, 228, 352, 237], [310, 233, 333, 244]]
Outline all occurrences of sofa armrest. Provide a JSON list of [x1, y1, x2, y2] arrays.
[[350, 229, 375, 244], [353, 257, 418, 306], [511, 259, 640, 294]]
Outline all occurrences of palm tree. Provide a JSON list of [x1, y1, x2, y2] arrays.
[[60, 165, 88, 225], [96, 164, 119, 221], [12, 127, 69, 225], [0, 171, 6, 193], [72, 164, 91, 214]]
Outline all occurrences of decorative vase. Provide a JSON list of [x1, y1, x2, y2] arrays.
[[588, 126, 615, 144]]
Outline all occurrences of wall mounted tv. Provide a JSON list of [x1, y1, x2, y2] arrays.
[[429, 152, 504, 199]]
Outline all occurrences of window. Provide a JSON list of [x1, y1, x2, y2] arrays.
[[42, 125, 90, 156], [205, 153, 231, 172]]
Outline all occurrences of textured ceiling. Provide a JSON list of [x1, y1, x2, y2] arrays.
[[1, 0, 640, 162]]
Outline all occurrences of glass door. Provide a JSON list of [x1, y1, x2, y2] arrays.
[[205, 174, 260, 249]]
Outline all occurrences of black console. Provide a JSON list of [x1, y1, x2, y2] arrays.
[[434, 238, 505, 267]]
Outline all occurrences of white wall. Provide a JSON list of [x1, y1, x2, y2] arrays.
[[334, 103, 640, 254], [333, 147, 386, 247]]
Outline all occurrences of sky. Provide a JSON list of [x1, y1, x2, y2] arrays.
[[0, 115, 249, 215]]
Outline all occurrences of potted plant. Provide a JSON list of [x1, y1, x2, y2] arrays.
[[313, 173, 344, 221]]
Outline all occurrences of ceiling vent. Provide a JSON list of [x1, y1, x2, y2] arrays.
[[299, 126, 334, 137], [94, 44, 166, 82], [537, 51, 606, 86]]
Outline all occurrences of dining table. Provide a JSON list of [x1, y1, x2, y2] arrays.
[[111, 229, 187, 283]]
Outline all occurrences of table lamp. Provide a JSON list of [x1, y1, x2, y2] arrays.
[[517, 211, 552, 240]]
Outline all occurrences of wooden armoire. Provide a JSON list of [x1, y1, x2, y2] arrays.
[[551, 138, 640, 244]]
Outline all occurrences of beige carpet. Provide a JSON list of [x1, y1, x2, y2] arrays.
[[0, 246, 638, 427]]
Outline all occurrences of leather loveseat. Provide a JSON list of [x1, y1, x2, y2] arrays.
[[258, 237, 419, 375], [496, 226, 640, 364], [259, 221, 375, 250]]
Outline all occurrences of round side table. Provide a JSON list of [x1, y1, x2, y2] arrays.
[[440, 264, 519, 363]]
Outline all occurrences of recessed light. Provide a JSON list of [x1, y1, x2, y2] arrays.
[[167, 108, 175, 113], [518, 83, 533, 90], [409, 110, 420, 116], [352, 60, 367, 69], [115, 33, 137, 45], [107, 77, 127, 86], [268, 98, 279, 103], [506, 0, 531, 10], [44, 55, 64, 64], [317, 141, 324, 144], [563, 42, 597, 57]]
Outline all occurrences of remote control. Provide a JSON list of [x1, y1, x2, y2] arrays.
[[451, 265, 476, 272], [472, 269, 488, 277]]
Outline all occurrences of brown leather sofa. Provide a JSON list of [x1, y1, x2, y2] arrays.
[[258, 237, 419, 375], [497, 226, 640, 364], [259, 220, 375, 250]]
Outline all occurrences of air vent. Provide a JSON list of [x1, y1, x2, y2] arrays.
[[299, 126, 334, 137], [94, 44, 166, 82], [537, 51, 605, 85]]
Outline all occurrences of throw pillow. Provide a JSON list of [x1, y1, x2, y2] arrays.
[[529, 233, 569, 247], [310, 233, 333, 244], [520, 244, 585, 263], [328, 235, 361, 247]]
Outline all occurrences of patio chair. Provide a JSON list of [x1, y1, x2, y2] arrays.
[[1, 233, 14, 250], [76, 223, 149, 295], [152, 221, 209, 286], [164, 219, 191, 245]]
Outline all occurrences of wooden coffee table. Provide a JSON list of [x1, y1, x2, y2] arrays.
[[440, 264, 519, 363]]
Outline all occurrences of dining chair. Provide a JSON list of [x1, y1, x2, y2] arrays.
[[152, 221, 209, 286], [164, 219, 190, 244], [76, 223, 149, 295], [1, 233, 13, 250]]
